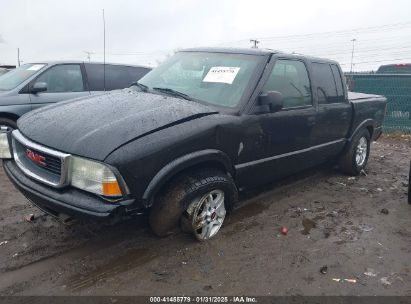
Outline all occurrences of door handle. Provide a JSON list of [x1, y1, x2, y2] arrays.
[[307, 117, 316, 126], [340, 112, 348, 119]]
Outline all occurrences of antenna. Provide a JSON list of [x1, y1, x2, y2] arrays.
[[103, 9, 106, 91], [17, 48, 20, 67]]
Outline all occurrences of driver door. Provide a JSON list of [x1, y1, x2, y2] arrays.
[[29, 64, 90, 110], [236, 58, 317, 186]]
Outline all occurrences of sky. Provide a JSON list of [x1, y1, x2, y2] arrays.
[[1, 0, 411, 71]]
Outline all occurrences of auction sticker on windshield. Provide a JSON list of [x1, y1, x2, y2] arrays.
[[27, 64, 45, 71], [203, 67, 240, 84]]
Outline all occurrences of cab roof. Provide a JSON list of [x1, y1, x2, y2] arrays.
[[181, 47, 339, 65]]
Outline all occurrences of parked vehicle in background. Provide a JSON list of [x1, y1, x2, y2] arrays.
[[0, 69, 9, 77], [377, 63, 411, 74], [0, 62, 151, 129], [0, 65, 16, 76], [0, 48, 387, 241]]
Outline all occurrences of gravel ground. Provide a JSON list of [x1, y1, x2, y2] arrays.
[[0, 135, 410, 296]]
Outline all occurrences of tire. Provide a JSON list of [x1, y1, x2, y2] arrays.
[[149, 168, 238, 240], [0, 118, 17, 131], [339, 129, 371, 175]]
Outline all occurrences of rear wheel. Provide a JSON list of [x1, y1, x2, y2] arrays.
[[0, 118, 17, 131], [339, 129, 371, 175], [149, 169, 238, 241]]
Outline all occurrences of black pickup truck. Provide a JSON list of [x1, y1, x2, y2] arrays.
[[0, 48, 387, 241]]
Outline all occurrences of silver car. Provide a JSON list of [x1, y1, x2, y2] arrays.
[[0, 61, 151, 129]]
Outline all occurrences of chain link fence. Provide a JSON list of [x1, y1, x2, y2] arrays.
[[345, 73, 411, 134]]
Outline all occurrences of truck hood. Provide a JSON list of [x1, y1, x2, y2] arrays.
[[18, 89, 218, 160]]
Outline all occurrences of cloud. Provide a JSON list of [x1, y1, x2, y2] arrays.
[[0, 35, 5, 43], [0, 0, 410, 70]]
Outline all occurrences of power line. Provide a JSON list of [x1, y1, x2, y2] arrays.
[[339, 57, 411, 66], [218, 21, 411, 45]]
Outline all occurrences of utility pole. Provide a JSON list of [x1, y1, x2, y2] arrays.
[[250, 39, 260, 48], [350, 38, 357, 73], [83, 51, 94, 62], [17, 48, 20, 67]]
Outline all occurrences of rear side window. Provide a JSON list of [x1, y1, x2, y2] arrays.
[[34, 64, 84, 93], [105, 65, 132, 90], [85, 64, 104, 91], [312, 63, 340, 104], [262, 59, 312, 108], [330, 64, 345, 102], [86, 64, 141, 91]]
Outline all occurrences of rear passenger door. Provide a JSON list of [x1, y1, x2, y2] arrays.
[[310, 62, 352, 158], [29, 64, 90, 110]]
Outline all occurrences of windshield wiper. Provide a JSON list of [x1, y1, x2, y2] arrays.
[[152, 87, 192, 101], [130, 82, 149, 92]]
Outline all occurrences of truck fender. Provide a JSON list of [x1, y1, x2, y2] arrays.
[[348, 119, 375, 143], [142, 149, 235, 206]]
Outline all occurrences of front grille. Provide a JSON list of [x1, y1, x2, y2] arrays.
[[12, 130, 71, 188], [25, 147, 62, 176]]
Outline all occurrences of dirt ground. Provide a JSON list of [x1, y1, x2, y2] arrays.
[[0, 135, 410, 296]]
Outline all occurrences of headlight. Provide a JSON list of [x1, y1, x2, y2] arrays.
[[0, 132, 12, 159], [70, 156, 124, 197]]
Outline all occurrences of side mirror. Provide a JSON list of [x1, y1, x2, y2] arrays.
[[255, 91, 284, 113], [31, 82, 47, 94]]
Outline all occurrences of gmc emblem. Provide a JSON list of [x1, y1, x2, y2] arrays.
[[26, 149, 46, 167]]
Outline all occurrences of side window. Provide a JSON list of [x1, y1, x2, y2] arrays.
[[262, 59, 312, 108], [105, 65, 132, 90], [85, 64, 135, 91], [330, 64, 345, 102], [35, 64, 84, 93], [311, 63, 339, 104], [85, 63, 104, 91]]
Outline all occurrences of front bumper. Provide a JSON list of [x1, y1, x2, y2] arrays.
[[3, 160, 136, 219]]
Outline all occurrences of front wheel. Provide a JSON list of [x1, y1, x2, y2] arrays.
[[149, 169, 238, 241], [339, 129, 371, 175], [185, 189, 227, 241]]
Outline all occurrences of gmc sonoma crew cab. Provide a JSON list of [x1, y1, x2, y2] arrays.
[[0, 48, 387, 241]]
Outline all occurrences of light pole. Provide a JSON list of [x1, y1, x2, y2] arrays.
[[350, 38, 357, 73]]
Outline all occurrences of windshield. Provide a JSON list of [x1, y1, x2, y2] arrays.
[[139, 52, 262, 108], [0, 63, 47, 91]]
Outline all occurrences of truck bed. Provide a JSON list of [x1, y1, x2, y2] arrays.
[[348, 91, 384, 101], [348, 91, 387, 140]]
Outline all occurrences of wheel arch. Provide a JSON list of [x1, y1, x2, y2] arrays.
[[0, 112, 20, 123], [142, 149, 235, 207], [348, 119, 374, 143]]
